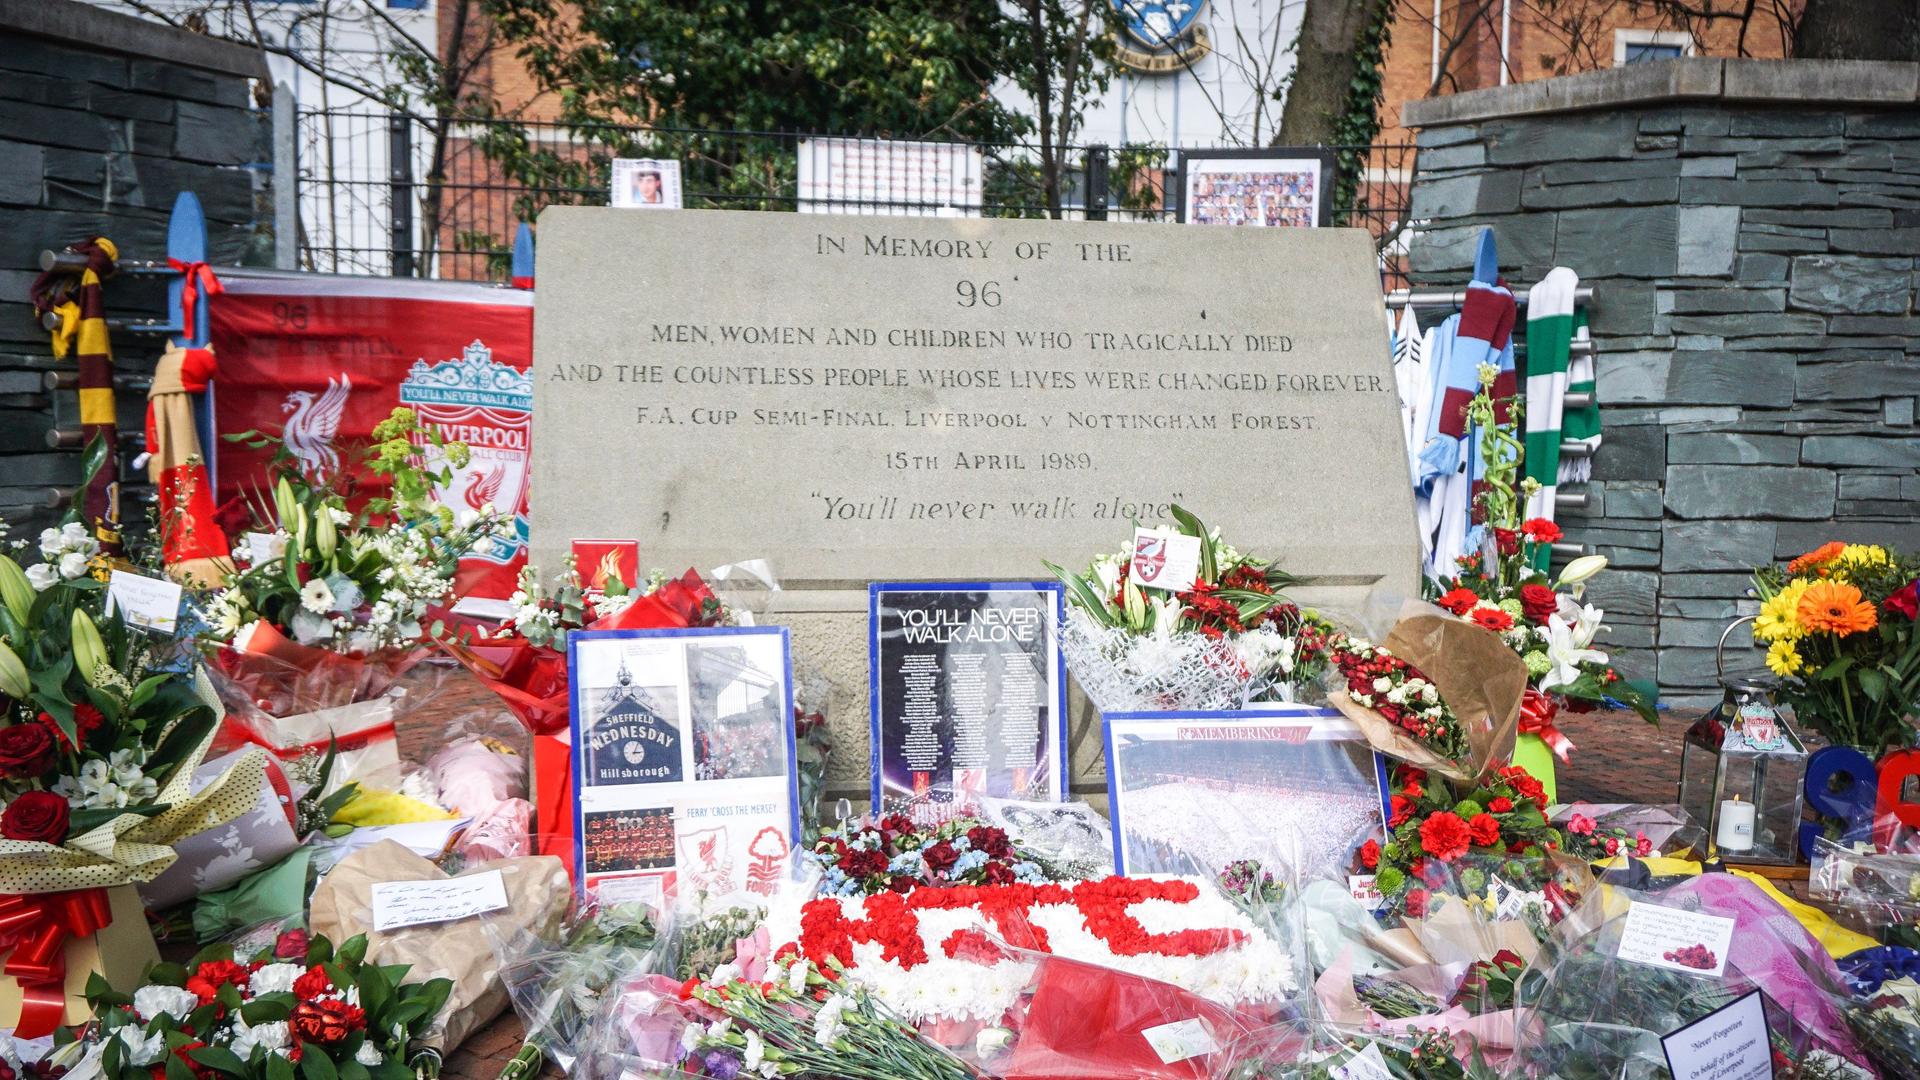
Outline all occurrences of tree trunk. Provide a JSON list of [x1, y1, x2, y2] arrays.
[[1276, 0, 1389, 145], [1796, 0, 1920, 60]]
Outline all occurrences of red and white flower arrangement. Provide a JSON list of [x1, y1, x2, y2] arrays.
[[61, 928, 451, 1080], [1367, 763, 1564, 919], [764, 876, 1296, 1025], [1328, 638, 1469, 765]]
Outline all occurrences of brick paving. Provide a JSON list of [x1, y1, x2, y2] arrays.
[[367, 666, 1706, 1079]]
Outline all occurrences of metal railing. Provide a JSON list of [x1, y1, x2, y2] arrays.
[[293, 110, 1417, 288]]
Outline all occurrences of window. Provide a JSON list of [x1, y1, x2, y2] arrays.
[[1614, 29, 1694, 65]]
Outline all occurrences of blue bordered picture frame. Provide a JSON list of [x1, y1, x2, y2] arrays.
[[1102, 705, 1392, 876], [568, 625, 800, 904], [867, 581, 1070, 812]]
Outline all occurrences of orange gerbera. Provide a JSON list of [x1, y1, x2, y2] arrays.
[[1797, 580, 1878, 636], [1788, 541, 1846, 575]]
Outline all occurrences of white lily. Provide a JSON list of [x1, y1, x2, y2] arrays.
[[1541, 612, 1608, 691], [1554, 594, 1608, 650], [1556, 554, 1609, 598]]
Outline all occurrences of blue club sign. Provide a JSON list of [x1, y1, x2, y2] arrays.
[[1112, 0, 1212, 73]]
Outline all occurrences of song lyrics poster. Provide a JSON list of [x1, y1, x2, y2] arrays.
[[869, 582, 1067, 815]]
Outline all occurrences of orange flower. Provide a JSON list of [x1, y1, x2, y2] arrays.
[[1797, 581, 1878, 636], [1788, 541, 1846, 575]]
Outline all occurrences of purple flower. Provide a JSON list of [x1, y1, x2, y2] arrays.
[[702, 1050, 743, 1079]]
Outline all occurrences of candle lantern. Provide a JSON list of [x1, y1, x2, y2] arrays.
[[1678, 619, 1808, 865]]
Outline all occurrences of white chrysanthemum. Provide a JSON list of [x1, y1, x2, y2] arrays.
[[132, 984, 200, 1022]]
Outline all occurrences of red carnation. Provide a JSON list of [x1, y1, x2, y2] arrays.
[[1488, 796, 1514, 813], [1419, 812, 1472, 862], [0, 723, 55, 779], [1505, 768, 1548, 809], [186, 959, 251, 1005], [1405, 889, 1429, 918], [291, 998, 364, 1045], [1470, 607, 1515, 632], [1389, 795, 1414, 827], [1520, 584, 1559, 625], [1494, 528, 1520, 556], [1887, 579, 1920, 621], [1436, 588, 1480, 616], [0, 790, 68, 844], [1359, 839, 1380, 869], [1468, 813, 1501, 847], [1401, 779, 1424, 800], [922, 839, 960, 874], [291, 964, 333, 1000], [1520, 518, 1563, 544]]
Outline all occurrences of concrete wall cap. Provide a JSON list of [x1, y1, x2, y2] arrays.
[[0, 0, 269, 79], [1402, 56, 1920, 127]]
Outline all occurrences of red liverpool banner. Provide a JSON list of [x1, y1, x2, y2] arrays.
[[210, 273, 535, 598]]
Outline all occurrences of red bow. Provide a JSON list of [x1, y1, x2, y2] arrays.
[[1519, 688, 1575, 763], [0, 887, 111, 1038], [169, 259, 225, 335]]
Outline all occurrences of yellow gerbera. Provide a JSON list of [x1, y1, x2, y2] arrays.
[[1766, 639, 1804, 677], [1840, 544, 1890, 570], [1754, 578, 1810, 642]]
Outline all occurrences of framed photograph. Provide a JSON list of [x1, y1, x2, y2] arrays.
[[1103, 706, 1390, 879], [610, 158, 683, 209], [1175, 149, 1336, 229], [569, 626, 798, 910], [869, 582, 1068, 818]]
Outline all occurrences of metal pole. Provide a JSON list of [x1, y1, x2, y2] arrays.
[[273, 83, 297, 271], [1085, 144, 1109, 221], [388, 112, 414, 277]]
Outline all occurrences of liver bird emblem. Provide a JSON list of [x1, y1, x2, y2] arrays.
[[281, 375, 352, 477], [462, 464, 505, 510]]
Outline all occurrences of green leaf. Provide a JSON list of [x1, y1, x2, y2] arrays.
[[1859, 666, 1890, 703], [166, 1051, 198, 1080], [335, 933, 370, 968], [147, 961, 189, 987], [189, 1046, 250, 1076], [242, 997, 294, 1025], [1167, 504, 1217, 584], [339, 1059, 372, 1080], [308, 935, 334, 966], [267, 1052, 297, 1080], [300, 1043, 339, 1080], [73, 434, 110, 524], [355, 964, 392, 1018]]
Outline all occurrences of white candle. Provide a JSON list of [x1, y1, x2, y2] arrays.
[[1716, 796, 1756, 854]]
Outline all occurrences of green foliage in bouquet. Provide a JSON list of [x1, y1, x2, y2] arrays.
[[495, 904, 659, 1080], [64, 929, 451, 1080]]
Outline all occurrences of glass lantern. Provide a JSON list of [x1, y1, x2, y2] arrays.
[[1680, 620, 1809, 865]]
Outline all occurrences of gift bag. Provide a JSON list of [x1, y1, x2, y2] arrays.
[[139, 748, 300, 909], [0, 886, 157, 1037]]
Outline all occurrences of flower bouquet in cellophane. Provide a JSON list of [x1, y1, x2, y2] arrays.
[[1047, 505, 1335, 712], [200, 409, 510, 768], [0, 509, 264, 1035]]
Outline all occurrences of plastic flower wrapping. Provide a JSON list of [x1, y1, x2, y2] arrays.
[[1047, 505, 1336, 712]]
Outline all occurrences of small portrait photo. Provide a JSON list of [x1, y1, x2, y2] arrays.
[[610, 157, 683, 209], [1179, 151, 1331, 228]]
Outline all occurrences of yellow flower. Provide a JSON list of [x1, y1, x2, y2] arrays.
[[1754, 578, 1810, 642], [1839, 544, 1889, 571], [1766, 638, 1804, 678]]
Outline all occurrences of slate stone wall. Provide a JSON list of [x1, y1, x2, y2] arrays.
[[0, 0, 269, 540], [1402, 59, 1920, 706]]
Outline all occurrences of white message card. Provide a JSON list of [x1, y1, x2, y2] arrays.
[[1130, 529, 1202, 593], [1617, 901, 1736, 978], [370, 870, 509, 931], [1661, 990, 1773, 1080], [1141, 1018, 1219, 1065], [106, 570, 184, 635]]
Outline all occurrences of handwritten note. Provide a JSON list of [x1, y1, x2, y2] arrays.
[[105, 570, 183, 635], [1141, 1018, 1219, 1064], [369, 870, 509, 931], [1617, 901, 1736, 977], [1661, 990, 1773, 1080]]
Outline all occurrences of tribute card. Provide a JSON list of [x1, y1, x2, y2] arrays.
[[570, 626, 798, 910], [869, 582, 1067, 816], [1104, 707, 1389, 879]]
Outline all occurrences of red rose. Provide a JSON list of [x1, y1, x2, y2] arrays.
[[1359, 839, 1380, 869], [291, 964, 333, 1000], [0, 723, 55, 779], [1519, 584, 1559, 625], [1470, 607, 1515, 632], [1488, 796, 1514, 813], [273, 929, 310, 961], [1468, 813, 1501, 847], [1494, 528, 1520, 556], [1436, 588, 1480, 616], [1887, 579, 1920, 620], [922, 840, 959, 873], [1401, 780, 1424, 800], [186, 959, 251, 1005], [982, 861, 1015, 885], [291, 998, 365, 1045], [1418, 812, 1472, 862], [1520, 518, 1563, 544], [0, 790, 68, 844], [1404, 889, 1428, 918]]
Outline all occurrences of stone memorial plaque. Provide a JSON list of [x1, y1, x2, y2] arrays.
[[532, 208, 1415, 800]]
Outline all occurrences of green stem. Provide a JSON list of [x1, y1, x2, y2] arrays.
[[495, 1043, 543, 1080]]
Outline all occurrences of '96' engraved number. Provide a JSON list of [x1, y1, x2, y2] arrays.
[[955, 280, 1003, 308]]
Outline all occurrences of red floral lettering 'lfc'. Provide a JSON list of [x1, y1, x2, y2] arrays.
[[795, 877, 1247, 973]]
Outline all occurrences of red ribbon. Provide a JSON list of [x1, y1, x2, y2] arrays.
[[168, 259, 225, 334], [1520, 688, 1575, 763], [0, 887, 112, 1038]]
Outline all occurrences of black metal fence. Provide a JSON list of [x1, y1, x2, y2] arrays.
[[294, 110, 1417, 287]]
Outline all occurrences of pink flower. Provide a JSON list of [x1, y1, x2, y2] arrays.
[[732, 925, 774, 983], [1568, 814, 1595, 836]]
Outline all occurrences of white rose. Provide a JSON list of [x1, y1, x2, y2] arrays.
[[1371, 677, 1392, 694], [37, 527, 61, 559], [58, 551, 89, 579], [24, 562, 57, 592], [132, 984, 200, 1023]]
